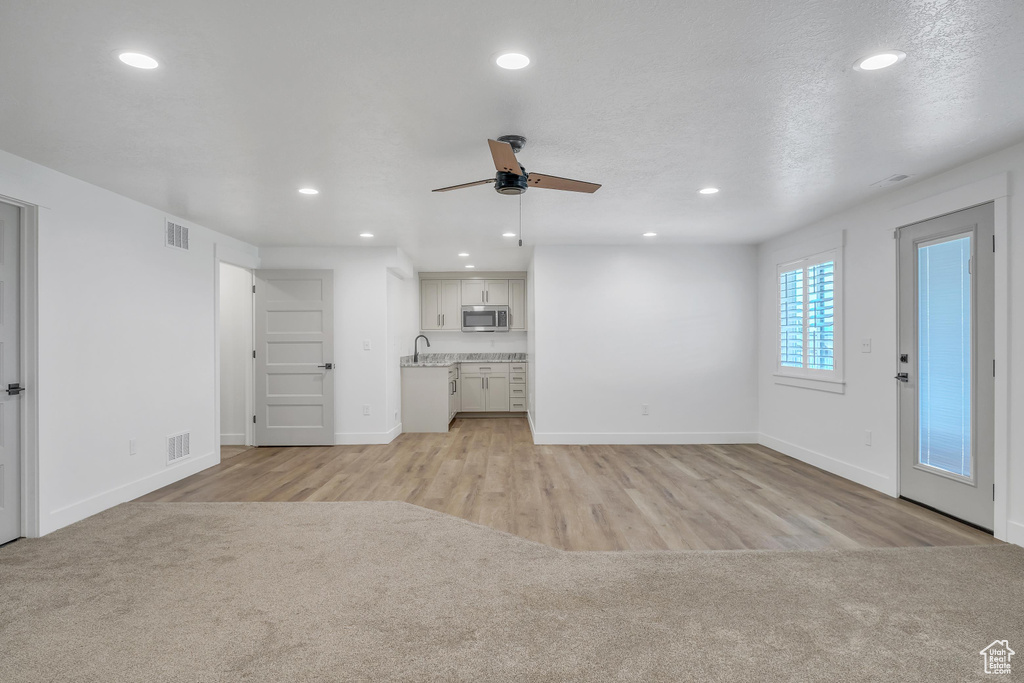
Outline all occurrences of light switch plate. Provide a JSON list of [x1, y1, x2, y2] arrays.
[[363, 339, 372, 350], [860, 338, 872, 353]]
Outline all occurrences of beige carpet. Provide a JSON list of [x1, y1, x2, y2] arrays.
[[0, 502, 1021, 682]]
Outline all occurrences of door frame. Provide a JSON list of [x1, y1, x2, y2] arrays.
[[887, 174, 1010, 540], [0, 194, 40, 539], [214, 245, 260, 458]]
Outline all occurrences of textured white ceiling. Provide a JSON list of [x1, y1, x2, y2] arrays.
[[2, 1, 1023, 270]]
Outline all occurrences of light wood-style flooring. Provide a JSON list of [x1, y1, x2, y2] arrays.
[[138, 417, 999, 551]]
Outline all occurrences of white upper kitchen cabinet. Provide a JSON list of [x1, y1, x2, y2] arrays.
[[421, 280, 441, 330], [440, 280, 461, 330], [509, 279, 526, 330], [422, 279, 461, 330], [461, 279, 509, 305]]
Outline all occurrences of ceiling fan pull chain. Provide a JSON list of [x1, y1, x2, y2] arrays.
[[519, 193, 523, 247]]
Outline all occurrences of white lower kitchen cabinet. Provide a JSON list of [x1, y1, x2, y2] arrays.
[[402, 359, 528, 432], [401, 366, 455, 433], [459, 374, 486, 411]]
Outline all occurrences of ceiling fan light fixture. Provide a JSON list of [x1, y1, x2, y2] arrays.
[[118, 52, 159, 69], [496, 53, 530, 70], [854, 50, 906, 71]]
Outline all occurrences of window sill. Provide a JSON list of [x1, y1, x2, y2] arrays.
[[773, 374, 846, 394]]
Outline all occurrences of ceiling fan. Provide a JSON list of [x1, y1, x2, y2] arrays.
[[432, 135, 601, 195]]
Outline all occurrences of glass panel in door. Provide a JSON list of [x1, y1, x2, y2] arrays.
[[917, 235, 972, 479]]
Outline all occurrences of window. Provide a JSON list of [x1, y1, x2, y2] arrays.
[[776, 248, 843, 391]]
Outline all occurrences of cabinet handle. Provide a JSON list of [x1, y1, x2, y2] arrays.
[[442, 313, 445, 327]]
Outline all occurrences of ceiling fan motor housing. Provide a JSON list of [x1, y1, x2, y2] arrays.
[[495, 170, 528, 195]]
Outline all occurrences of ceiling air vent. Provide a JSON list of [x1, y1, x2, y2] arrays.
[[165, 219, 190, 250], [167, 432, 191, 465], [870, 174, 913, 188]]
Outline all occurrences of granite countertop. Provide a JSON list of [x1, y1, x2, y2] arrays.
[[400, 352, 528, 368]]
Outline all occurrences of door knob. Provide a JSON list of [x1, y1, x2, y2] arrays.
[[318, 363, 334, 370], [894, 372, 909, 382]]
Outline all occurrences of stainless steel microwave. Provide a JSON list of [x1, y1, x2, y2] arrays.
[[462, 305, 509, 332]]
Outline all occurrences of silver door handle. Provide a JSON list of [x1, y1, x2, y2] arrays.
[[895, 372, 908, 382]]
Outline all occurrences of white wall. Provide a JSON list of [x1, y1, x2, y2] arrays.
[[387, 265, 417, 432], [259, 246, 412, 444], [417, 330, 528, 354], [219, 263, 251, 445], [530, 245, 759, 444], [526, 258, 536, 424], [757, 141, 1024, 545], [0, 149, 259, 536]]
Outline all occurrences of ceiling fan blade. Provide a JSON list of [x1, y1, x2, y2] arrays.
[[432, 179, 495, 193], [487, 139, 523, 176], [527, 173, 601, 193]]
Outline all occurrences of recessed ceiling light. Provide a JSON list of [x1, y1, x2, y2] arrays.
[[458, 252, 470, 257], [465, 264, 476, 269], [699, 187, 720, 195], [643, 232, 657, 237], [118, 52, 159, 69], [298, 188, 319, 195], [496, 53, 530, 70], [855, 50, 906, 71], [502, 232, 516, 237], [359, 233, 373, 238]]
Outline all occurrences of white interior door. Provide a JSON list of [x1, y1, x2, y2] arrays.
[[254, 270, 335, 446], [0, 202, 21, 544], [897, 203, 995, 530]]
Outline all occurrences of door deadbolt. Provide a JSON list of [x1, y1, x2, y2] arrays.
[[318, 363, 334, 370]]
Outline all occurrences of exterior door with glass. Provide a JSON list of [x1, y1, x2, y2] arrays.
[[897, 203, 994, 529]]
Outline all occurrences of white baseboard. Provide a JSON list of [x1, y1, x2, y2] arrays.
[[1007, 521, 1024, 548], [43, 451, 219, 536], [335, 424, 402, 445], [220, 433, 246, 445], [527, 410, 536, 438], [530, 431, 758, 446], [758, 433, 896, 496]]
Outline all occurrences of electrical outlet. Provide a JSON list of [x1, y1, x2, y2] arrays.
[[864, 430, 872, 446], [641, 404, 649, 416], [129, 439, 137, 456], [861, 338, 872, 353], [363, 339, 371, 350], [363, 404, 371, 416]]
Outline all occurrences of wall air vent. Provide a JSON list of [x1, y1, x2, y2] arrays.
[[166, 432, 191, 465], [870, 174, 913, 188], [165, 219, 190, 250]]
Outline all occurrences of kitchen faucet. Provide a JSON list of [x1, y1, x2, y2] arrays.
[[413, 334, 430, 363]]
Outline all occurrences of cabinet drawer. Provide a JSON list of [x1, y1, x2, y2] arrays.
[[510, 399, 527, 411], [460, 362, 509, 376], [509, 372, 527, 384], [508, 384, 527, 400], [510, 363, 527, 374]]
